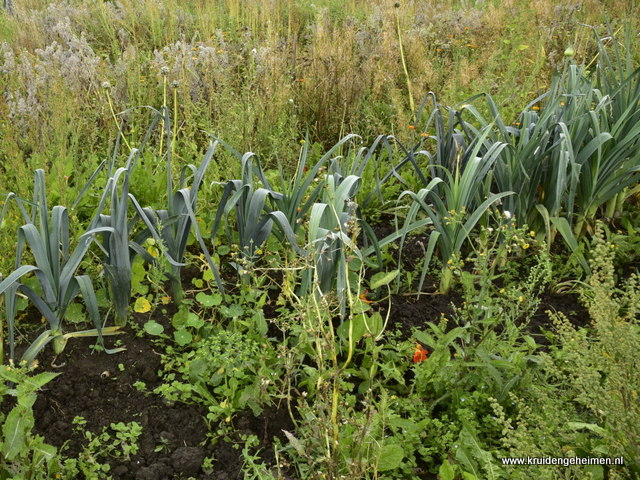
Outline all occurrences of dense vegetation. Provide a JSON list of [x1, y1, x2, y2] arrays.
[[1, 1, 639, 479]]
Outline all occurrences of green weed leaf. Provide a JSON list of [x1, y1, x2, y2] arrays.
[[377, 444, 404, 471], [370, 270, 399, 290], [144, 320, 164, 336]]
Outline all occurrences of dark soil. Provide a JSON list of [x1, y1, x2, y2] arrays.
[[28, 311, 294, 480], [3, 231, 595, 479]]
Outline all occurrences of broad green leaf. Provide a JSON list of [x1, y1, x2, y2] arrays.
[[220, 304, 244, 319], [64, 303, 85, 325], [439, 459, 456, 480], [377, 444, 404, 471], [337, 315, 366, 348], [144, 320, 164, 336], [22, 372, 59, 391], [462, 472, 481, 480], [185, 315, 205, 329], [363, 311, 384, 337], [2, 407, 31, 461], [196, 292, 222, 307], [370, 270, 399, 290], [585, 465, 604, 480], [174, 329, 193, 346], [566, 422, 606, 435], [172, 307, 197, 328]]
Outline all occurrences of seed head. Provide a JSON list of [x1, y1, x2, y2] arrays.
[[101, 81, 111, 90]]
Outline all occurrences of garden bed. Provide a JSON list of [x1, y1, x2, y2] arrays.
[[21, 280, 587, 479]]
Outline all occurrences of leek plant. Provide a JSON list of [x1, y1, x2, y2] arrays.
[[0, 170, 121, 364], [572, 24, 640, 236], [361, 94, 469, 209], [211, 151, 299, 282], [91, 150, 146, 326], [213, 133, 359, 237], [400, 128, 512, 294], [130, 108, 224, 303], [459, 25, 640, 260], [302, 174, 363, 318]]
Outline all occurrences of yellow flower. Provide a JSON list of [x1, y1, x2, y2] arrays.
[[529, 230, 536, 238], [522, 243, 530, 249], [499, 288, 505, 294], [518, 295, 525, 303]]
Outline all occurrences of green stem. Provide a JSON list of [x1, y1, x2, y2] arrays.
[[395, 5, 415, 118], [440, 266, 453, 294], [105, 89, 132, 152], [172, 85, 178, 159], [159, 74, 168, 155], [170, 268, 184, 305]]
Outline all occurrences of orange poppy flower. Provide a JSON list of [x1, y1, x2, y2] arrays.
[[359, 289, 373, 304], [413, 343, 429, 363]]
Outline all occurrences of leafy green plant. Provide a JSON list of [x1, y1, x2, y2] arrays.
[[301, 174, 363, 317], [0, 364, 77, 479], [0, 170, 122, 364], [130, 108, 224, 302], [212, 158, 282, 269], [90, 150, 144, 327], [400, 127, 512, 293], [76, 420, 143, 478], [155, 329, 284, 433], [218, 133, 359, 237]]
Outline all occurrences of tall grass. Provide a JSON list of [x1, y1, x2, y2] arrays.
[[1, 0, 635, 202]]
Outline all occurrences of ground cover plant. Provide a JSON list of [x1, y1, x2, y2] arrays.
[[1, 1, 640, 479]]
